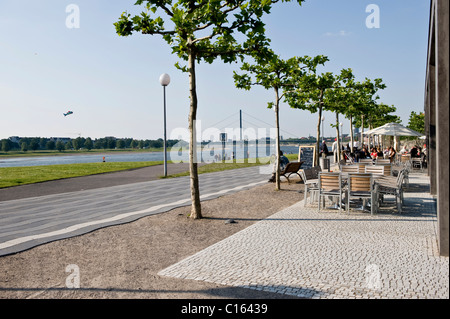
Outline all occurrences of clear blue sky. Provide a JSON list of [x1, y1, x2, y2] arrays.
[[0, 0, 430, 141]]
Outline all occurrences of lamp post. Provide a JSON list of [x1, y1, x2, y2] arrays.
[[340, 122, 343, 147], [159, 73, 170, 177]]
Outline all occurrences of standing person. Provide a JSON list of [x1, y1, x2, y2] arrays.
[[319, 140, 329, 157], [332, 138, 338, 163]]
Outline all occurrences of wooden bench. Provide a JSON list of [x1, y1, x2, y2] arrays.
[[280, 161, 304, 183]]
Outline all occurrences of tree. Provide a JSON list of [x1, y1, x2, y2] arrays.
[[21, 142, 28, 152], [234, 53, 326, 189], [56, 141, 65, 152], [114, 0, 304, 219], [130, 139, 138, 149], [29, 139, 40, 151], [407, 111, 425, 134], [322, 68, 356, 161], [284, 57, 346, 166], [1, 139, 11, 152], [65, 141, 73, 150], [72, 138, 80, 151], [46, 140, 56, 150], [116, 139, 126, 149], [85, 137, 93, 151], [331, 76, 386, 153]]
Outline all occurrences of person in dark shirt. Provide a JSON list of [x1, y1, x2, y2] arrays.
[[319, 140, 329, 157], [268, 151, 289, 183], [410, 145, 418, 158]]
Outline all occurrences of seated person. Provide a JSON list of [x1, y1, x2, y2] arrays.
[[388, 146, 396, 162], [399, 145, 408, 154], [376, 147, 383, 158], [410, 145, 418, 158], [370, 147, 378, 160], [268, 151, 289, 183]]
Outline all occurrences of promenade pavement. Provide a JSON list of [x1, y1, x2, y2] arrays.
[[1, 162, 448, 299], [158, 172, 449, 299]]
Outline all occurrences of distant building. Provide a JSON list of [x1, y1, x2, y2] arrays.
[[8, 136, 21, 144]]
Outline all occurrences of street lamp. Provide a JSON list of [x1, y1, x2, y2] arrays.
[[339, 122, 344, 146], [159, 73, 170, 177]]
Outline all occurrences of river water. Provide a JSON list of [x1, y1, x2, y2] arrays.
[[0, 145, 303, 168]]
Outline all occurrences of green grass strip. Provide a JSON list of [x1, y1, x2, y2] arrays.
[[161, 154, 298, 178], [0, 154, 299, 188], [0, 161, 164, 188]]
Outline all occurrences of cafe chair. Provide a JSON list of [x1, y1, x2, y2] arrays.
[[340, 165, 360, 173], [375, 170, 405, 214], [300, 168, 319, 207], [318, 172, 345, 212], [346, 173, 377, 215], [364, 165, 385, 176]]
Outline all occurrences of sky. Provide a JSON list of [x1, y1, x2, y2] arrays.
[[0, 0, 430, 141]]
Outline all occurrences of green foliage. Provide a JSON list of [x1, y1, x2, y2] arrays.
[[1, 139, 11, 152], [407, 111, 425, 134], [233, 52, 326, 108], [56, 141, 65, 152], [114, 0, 304, 68]]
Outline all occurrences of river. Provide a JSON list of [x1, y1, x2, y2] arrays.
[[0, 145, 305, 168]]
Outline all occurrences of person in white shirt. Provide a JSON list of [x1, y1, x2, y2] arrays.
[[332, 138, 338, 163], [399, 145, 408, 154]]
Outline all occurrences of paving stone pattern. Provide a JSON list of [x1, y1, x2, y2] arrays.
[[159, 173, 449, 299]]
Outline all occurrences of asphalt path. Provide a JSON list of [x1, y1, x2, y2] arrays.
[[0, 163, 271, 256], [0, 163, 199, 202]]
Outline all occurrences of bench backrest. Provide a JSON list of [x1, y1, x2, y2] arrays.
[[341, 165, 360, 173], [376, 158, 391, 164], [365, 165, 385, 175], [283, 162, 302, 173], [319, 172, 342, 190], [348, 173, 372, 192]]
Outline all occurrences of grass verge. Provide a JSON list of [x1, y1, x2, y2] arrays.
[[161, 154, 298, 178], [0, 154, 299, 188], [0, 161, 164, 188], [0, 148, 165, 158]]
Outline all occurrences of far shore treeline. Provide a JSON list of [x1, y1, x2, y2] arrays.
[[0, 137, 184, 153], [1, 136, 327, 154]]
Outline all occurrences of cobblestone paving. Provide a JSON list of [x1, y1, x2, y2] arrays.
[[159, 174, 449, 299]]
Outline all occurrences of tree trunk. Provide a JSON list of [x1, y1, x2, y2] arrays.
[[188, 47, 202, 219], [316, 106, 322, 167], [315, 90, 324, 167], [360, 114, 364, 147], [349, 114, 354, 153], [335, 112, 341, 161], [274, 87, 281, 191]]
